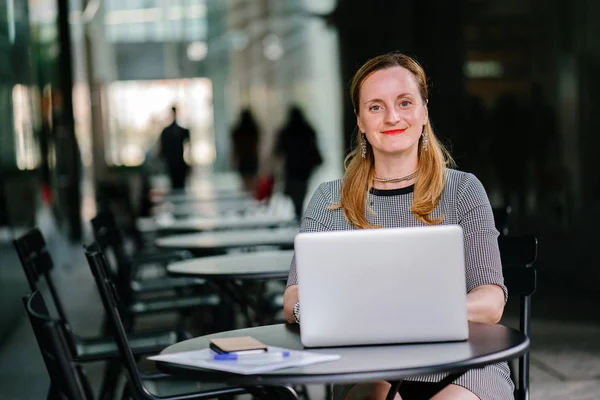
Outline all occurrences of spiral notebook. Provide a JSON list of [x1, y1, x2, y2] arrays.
[[149, 346, 340, 375]]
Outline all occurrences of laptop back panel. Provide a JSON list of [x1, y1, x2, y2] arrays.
[[295, 226, 468, 347]]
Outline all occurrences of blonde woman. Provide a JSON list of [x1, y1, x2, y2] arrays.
[[283, 52, 511, 400]]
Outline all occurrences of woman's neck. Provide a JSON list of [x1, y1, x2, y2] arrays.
[[372, 152, 419, 190]]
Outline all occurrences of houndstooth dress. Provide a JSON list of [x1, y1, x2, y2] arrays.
[[286, 169, 514, 400]]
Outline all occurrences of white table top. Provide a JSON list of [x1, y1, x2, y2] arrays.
[[156, 190, 251, 204], [155, 226, 300, 250], [167, 250, 294, 279], [155, 213, 296, 232], [153, 198, 262, 217]]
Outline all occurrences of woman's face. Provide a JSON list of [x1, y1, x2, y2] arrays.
[[356, 66, 428, 160]]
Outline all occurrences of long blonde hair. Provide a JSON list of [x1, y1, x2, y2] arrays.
[[332, 52, 455, 228]]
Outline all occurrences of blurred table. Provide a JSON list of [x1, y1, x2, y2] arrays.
[[155, 226, 299, 256], [168, 250, 294, 325], [153, 213, 296, 234], [168, 250, 293, 280], [152, 198, 261, 218], [152, 189, 251, 204]]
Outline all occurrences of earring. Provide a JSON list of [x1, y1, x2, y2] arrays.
[[361, 134, 367, 158], [422, 129, 429, 152]]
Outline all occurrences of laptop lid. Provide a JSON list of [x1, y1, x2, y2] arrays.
[[295, 225, 468, 347]]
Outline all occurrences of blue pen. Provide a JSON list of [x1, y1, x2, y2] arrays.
[[213, 351, 290, 361]]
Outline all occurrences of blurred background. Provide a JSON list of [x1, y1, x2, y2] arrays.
[[1, 0, 599, 398]]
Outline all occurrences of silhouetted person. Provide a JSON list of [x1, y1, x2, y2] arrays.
[[275, 106, 322, 218], [231, 109, 260, 192], [160, 106, 190, 190]]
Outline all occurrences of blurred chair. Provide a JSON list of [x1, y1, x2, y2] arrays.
[[13, 228, 196, 400], [23, 291, 94, 400], [85, 243, 300, 400], [90, 211, 222, 332], [91, 210, 198, 288], [499, 235, 538, 400]]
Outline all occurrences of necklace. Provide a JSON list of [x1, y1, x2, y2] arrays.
[[373, 169, 419, 183]]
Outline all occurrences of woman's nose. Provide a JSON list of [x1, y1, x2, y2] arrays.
[[385, 108, 401, 124]]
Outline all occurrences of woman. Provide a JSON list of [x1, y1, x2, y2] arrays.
[[283, 52, 511, 400], [231, 109, 260, 192]]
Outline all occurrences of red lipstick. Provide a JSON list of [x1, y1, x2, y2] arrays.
[[381, 128, 407, 135]]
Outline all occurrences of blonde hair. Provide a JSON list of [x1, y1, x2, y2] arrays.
[[331, 52, 455, 228]]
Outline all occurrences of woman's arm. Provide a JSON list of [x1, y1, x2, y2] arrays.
[[283, 284, 299, 323], [457, 173, 508, 324], [467, 284, 505, 324], [282, 183, 335, 323]]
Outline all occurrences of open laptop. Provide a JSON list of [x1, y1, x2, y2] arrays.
[[294, 225, 468, 347]]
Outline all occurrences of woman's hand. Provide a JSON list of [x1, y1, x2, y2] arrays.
[[466, 284, 505, 324], [283, 285, 299, 323]]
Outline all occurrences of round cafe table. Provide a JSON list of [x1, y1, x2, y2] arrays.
[[153, 198, 261, 218], [154, 214, 297, 234], [168, 249, 293, 280], [155, 226, 299, 256], [155, 322, 529, 399], [168, 250, 294, 326]]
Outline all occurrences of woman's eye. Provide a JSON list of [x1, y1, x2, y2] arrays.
[[369, 105, 382, 111], [400, 100, 412, 107]]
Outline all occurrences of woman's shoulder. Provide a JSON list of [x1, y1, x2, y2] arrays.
[[303, 179, 343, 224], [445, 168, 482, 188], [313, 178, 343, 203], [444, 168, 489, 203]]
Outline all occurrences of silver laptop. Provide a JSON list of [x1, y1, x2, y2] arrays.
[[294, 225, 468, 347]]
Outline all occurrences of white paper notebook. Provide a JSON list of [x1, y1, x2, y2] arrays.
[[148, 346, 340, 375]]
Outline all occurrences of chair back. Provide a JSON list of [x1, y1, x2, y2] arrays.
[[23, 291, 92, 400], [13, 229, 55, 289], [91, 211, 135, 303], [13, 229, 69, 323], [498, 235, 538, 400], [499, 235, 538, 296], [83, 243, 151, 398]]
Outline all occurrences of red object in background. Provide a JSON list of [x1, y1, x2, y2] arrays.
[[41, 183, 53, 205], [255, 175, 274, 201]]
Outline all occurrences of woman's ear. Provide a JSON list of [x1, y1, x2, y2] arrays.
[[356, 114, 365, 134]]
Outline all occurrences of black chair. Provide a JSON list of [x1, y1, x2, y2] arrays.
[[90, 210, 204, 294], [90, 212, 221, 331], [84, 242, 300, 400], [499, 235, 538, 400], [23, 291, 94, 400], [12, 228, 193, 358], [13, 228, 193, 400]]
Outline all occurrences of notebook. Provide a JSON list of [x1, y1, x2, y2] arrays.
[[149, 346, 340, 375]]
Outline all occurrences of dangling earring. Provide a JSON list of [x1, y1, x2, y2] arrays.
[[421, 129, 429, 152], [361, 134, 367, 158]]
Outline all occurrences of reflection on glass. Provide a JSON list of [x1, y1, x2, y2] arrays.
[[105, 78, 215, 167], [103, 0, 207, 43], [12, 84, 41, 170]]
